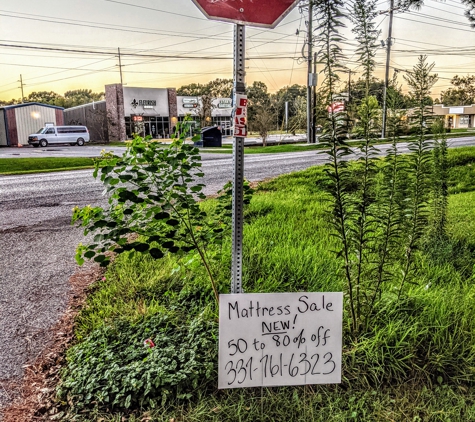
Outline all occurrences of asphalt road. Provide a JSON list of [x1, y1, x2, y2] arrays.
[[1, 136, 474, 408]]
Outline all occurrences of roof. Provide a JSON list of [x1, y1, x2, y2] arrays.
[[65, 100, 106, 111], [0, 102, 64, 111]]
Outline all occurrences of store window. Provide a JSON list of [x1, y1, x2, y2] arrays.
[[459, 115, 469, 128]]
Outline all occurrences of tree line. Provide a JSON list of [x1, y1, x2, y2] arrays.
[[0, 89, 104, 108]]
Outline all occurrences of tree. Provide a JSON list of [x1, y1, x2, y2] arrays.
[[0, 98, 19, 106], [193, 94, 214, 128], [206, 78, 233, 98], [177, 79, 233, 98], [26, 91, 61, 105], [273, 84, 306, 129], [62, 90, 104, 108], [288, 96, 307, 134], [253, 106, 275, 147], [440, 75, 475, 106], [177, 83, 208, 96], [246, 81, 271, 132]]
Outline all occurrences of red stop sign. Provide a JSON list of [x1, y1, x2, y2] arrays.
[[192, 0, 300, 28]]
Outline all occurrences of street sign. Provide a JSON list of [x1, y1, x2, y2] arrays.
[[191, 0, 300, 28]]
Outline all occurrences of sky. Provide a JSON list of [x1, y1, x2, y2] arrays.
[[1, 0, 475, 102]]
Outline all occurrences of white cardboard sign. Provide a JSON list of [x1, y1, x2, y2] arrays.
[[218, 292, 343, 389]]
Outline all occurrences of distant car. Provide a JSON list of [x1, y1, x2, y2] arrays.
[[28, 125, 90, 147]]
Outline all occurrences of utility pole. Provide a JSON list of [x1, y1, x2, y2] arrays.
[[118, 47, 124, 86], [18, 74, 25, 103], [306, 0, 314, 144], [381, 0, 394, 139], [347, 69, 353, 134]]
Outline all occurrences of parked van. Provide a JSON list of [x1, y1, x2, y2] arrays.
[[28, 125, 90, 147]]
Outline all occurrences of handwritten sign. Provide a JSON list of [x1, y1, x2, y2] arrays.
[[218, 292, 343, 389]]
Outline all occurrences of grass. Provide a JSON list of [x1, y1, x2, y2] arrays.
[[51, 148, 475, 422], [55, 147, 475, 420], [0, 157, 96, 175]]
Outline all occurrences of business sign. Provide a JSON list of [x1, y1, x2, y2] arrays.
[[218, 98, 233, 109], [233, 94, 247, 137], [183, 98, 199, 104], [327, 102, 345, 113], [218, 292, 343, 389], [131, 99, 157, 108], [183, 104, 198, 109], [191, 0, 300, 29], [449, 107, 464, 114]]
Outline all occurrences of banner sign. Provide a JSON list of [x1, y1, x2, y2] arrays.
[[218, 292, 343, 389], [233, 94, 248, 137]]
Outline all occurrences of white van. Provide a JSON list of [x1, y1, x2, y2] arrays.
[[28, 125, 90, 147]]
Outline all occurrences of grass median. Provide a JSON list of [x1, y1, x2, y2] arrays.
[[0, 157, 96, 175], [51, 147, 475, 421]]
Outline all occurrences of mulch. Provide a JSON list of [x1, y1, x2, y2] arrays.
[[0, 264, 104, 422]]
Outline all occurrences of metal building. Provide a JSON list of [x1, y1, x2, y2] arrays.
[[0, 103, 64, 147], [63, 101, 108, 142]]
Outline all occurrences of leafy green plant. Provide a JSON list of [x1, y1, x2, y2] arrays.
[[398, 56, 439, 297], [72, 119, 252, 304], [57, 314, 217, 410]]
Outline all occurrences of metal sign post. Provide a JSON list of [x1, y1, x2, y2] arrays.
[[231, 24, 245, 294], [190, 0, 300, 294]]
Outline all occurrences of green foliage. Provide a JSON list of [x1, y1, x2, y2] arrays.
[[177, 78, 233, 98], [58, 314, 217, 410], [0, 157, 95, 175], [56, 156, 475, 418], [350, 0, 380, 92], [72, 119, 253, 303], [440, 74, 475, 106]]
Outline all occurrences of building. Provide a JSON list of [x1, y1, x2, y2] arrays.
[[63, 101, 108, 142], [0, 103, 64, 147], [433, 104, 475, 129], [64, 84, 234, 142]]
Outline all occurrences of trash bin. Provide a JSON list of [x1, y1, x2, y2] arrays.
[[196, 126, 222, 147]]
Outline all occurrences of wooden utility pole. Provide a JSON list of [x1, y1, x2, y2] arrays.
[[381, 0, 394, 139], [19, 74, 25, 103], [118, 48, 124, 86]]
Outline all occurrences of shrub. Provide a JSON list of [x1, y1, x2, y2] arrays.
[[58, 314, 217, 410]]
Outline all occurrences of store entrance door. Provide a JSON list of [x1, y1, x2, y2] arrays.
[[144, 122, 151, 137]]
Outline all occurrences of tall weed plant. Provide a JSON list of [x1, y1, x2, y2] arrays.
[[316, 4, 448, 335]]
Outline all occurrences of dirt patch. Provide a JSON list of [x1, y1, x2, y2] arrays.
[[0, 264, 104, 422]]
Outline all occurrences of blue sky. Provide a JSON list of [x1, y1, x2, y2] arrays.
[[0, 0, 474, 101]]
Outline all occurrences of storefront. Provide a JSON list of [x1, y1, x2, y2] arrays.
[[177, 96, 233, 137], [64, 84, 234, 142], [433, 104, 475, 129]]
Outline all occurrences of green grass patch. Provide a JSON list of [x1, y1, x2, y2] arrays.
[[0, 157, 96, 175], [203, 143, 322, 154], [56, 146, 475, 420]]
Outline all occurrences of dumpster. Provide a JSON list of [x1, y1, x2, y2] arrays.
[[195, 126, 222, 147]]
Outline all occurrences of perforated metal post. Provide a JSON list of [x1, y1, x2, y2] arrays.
[[231, 24, 245, 294]]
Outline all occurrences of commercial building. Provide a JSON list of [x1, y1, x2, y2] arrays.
[[0, 102, 64, 146], [433, 104, 475, 129], [64, 84, 233, 142]]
